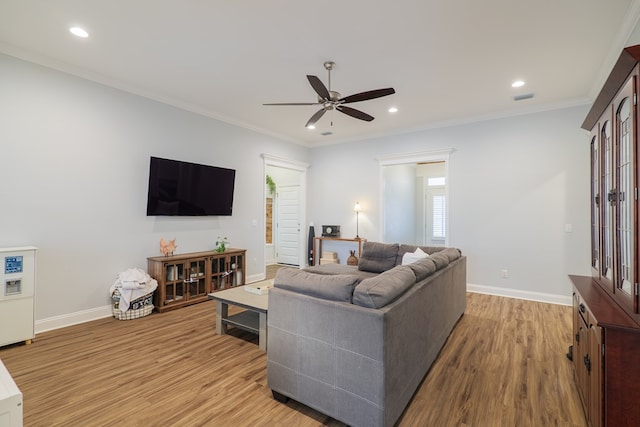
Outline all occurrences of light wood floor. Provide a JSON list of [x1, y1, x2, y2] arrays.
[[0, 293, 586, 427]]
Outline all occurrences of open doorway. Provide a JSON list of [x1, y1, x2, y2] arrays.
[[262, 154, 309, 276], [379, 149, 453, 246]]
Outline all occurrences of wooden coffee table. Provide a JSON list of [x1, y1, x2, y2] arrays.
[[208, 285, 269, 351]]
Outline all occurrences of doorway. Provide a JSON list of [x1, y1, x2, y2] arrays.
[[262, 154, 309, 274], [379, 149, 453, 246]]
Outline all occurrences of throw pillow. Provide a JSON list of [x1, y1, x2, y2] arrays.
[[401, 247, 429, 265]]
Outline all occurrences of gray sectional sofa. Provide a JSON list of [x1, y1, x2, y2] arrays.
[[267, 242, 467, 427]]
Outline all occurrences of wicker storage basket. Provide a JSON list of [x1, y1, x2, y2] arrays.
[[111, 288, 154, 320]]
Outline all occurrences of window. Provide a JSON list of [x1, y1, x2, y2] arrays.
[[432, 194, 446, 239]]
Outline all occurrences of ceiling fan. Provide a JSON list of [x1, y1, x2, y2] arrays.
[[263, 61, 396, 128]]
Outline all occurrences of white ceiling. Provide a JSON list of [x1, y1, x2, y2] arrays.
[[1, 1, 639, 146]]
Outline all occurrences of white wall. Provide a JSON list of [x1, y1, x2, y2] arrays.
[[309, 107, 592, 302], [382, 164, 416, 243], [0, 53, 308, 325]]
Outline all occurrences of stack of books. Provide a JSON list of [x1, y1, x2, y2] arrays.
[[320, 251, 339, 265]]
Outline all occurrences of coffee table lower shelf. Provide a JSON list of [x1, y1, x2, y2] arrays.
[[223, 310, 259, 334]]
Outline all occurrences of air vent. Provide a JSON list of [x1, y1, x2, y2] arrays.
[[513, 93, 534, 101], [320, 131, 333, 136]]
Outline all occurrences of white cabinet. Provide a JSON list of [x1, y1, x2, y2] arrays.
[[0, 247, 37, 347], [0, 359, 22, 427]]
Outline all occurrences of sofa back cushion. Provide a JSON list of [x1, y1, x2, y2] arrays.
[[429, 251, 450, 269], [407, 257, 438, 281], [353, 265, 416, 308], [274, 268, 358, 303], [358, 242, 399, 273]]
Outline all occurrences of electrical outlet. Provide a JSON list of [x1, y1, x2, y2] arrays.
[[501, 269, 509, 279]]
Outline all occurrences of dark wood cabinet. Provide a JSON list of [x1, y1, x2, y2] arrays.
[[573, 44, 640, 426], [148, 249, 246, 312], [570, 276, 640, 427]]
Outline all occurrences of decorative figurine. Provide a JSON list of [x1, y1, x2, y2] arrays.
[[159, 238, 177, 256], [347, 250, 359, 266]]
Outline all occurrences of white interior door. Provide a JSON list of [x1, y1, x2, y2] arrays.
[[276, 185, 300, 265]]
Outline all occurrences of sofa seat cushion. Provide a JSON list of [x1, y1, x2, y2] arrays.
[[274, 268, 359, 303], [358, 242, 399, 273], [353, 265, 416, 308]]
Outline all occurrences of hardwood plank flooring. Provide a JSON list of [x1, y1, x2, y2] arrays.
[[0, 293, 586, 426]]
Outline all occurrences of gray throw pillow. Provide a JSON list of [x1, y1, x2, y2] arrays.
[[274, 267, 358, 302], [353, 265, 416, 308], [358, 242, 399, 273]]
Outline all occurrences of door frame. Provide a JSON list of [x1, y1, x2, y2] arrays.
[[261, 154, 309, 270]]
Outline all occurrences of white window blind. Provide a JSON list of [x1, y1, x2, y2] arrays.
[[432, 194, 446, 239]]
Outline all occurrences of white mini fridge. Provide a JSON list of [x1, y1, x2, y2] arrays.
[[0, 360, 22, 427], [0, 247, 37, 348]]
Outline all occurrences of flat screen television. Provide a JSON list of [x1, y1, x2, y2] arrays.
[[146, 156, 235, 216]]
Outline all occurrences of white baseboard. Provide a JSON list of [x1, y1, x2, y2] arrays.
[[35, 305, 113, 334], [33, 281, 571, 334], [467, 283, 572, 306]]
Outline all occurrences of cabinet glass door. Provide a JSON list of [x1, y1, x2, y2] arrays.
[[601, 120, 614, 287], [210, 257, 228, 291], [228, 253, 244, 287], [591, 134, 600, 274], [187, 259, 207, 298], [163, 262, 185, 304], [615, 88, 635, 308]]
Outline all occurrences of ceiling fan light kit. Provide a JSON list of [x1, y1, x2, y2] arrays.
[[263, 61, 395, 128]]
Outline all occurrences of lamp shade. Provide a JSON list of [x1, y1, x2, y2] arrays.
[[354, 202, 361, 212]]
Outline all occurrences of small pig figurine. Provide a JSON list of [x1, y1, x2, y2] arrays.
[[160, 238, 177, 256]]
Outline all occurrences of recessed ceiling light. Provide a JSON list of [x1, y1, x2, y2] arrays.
[[388, 107, 398, 113], [511, 80, 525, 88], [69, 27, 89, 38]]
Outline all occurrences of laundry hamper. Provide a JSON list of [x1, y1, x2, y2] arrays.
[[111, 288, 154, 320]]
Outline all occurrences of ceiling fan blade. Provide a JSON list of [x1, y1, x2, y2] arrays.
[[305, 108, 327, 127], [307, 75, 331, 100], [336, 105, 374, 122], [339, 88, 395, 104], [263, 102, 320, 106]]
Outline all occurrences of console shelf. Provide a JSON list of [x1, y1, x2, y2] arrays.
[[148, 249, 246, 313]]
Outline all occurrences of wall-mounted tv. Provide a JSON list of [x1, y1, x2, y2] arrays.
[[146, 156, 235, 216]]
